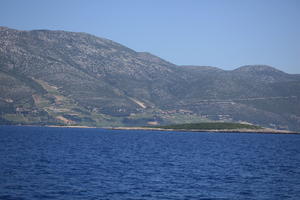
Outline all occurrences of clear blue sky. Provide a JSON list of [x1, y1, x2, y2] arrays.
[[1, 0, 299, 73]]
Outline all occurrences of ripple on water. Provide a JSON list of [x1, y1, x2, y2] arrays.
[[0, 126, 300, 200]]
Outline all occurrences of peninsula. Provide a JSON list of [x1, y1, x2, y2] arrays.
[[111, 122, 299, 134]]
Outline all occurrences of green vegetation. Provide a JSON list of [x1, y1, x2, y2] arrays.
[[158, 122, 261, 130], [0, 69, 47, 94]]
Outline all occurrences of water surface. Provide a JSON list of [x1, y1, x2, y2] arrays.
[[0, 126, 300, 199]]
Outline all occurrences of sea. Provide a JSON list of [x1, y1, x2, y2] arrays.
[[0, 125, 300, 200]]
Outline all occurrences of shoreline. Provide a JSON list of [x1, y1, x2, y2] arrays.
[[109, 126, 299, 135], [0, 124, 99, 129], [1, 124, 299, 134]]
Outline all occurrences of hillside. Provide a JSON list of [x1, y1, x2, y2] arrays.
[[1, 27, 300, 131]]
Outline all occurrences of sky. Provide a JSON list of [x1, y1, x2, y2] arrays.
[[0, 0, 299, 73]]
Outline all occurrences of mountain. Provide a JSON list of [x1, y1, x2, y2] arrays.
[[1, 27, 300, 131]]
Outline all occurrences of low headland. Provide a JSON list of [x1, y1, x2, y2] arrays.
[[110, 122, 299, 134], [4, 122, 298, 134]]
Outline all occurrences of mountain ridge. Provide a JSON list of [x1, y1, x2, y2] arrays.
[[1, 27, 299, 131]]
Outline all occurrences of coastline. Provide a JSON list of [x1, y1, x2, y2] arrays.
[[109, 126, 299, 135], [1, 124, 299, 134], [0, 124, 98, 129]]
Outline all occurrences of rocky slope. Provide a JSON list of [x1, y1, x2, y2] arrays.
[[1, 27, 299, 131]]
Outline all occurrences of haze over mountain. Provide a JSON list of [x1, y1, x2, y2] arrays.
[[1, 27, 300, 131]]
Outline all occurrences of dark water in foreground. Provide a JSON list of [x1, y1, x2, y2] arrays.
[[0, 126, 300, 200]]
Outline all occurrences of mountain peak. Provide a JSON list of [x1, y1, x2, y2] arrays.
[[234, 65, 285, 74], [0, 26, 9, 30]]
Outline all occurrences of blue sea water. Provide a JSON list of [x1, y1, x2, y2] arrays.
[[0, 126, 300, 200]]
